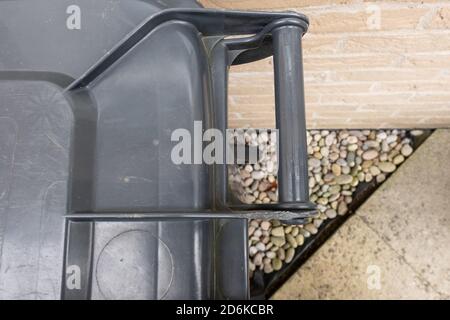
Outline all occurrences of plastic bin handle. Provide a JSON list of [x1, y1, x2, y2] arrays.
[[203, 13, 316, 222], [272, 25, 309, 204], [219, 18, 312, 212]]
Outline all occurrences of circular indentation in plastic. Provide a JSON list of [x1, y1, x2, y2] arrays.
[[95, 230, 173, 300]]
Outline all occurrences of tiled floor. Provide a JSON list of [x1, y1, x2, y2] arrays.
[[273, 130, 450, 300]]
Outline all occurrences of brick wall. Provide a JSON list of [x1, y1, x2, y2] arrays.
[[200, 0, 450, 129]]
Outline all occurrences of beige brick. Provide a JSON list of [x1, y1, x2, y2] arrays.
[[229, 111, 275, 119], [305, 54, 399, 70], [331, 68, 447, 82], [403, 54, 450, 68], [302, 32, 450, 55], [339, 33, 450, 54], [306, 81, 450, 94], [308, 109, 397, 120], [200, 0, 360, 10], [202, 0, 449, 10], [229, 119, 275, 128], [410, 93, 450, 103], [306, 83, 373, 94], [355, 103, 450, 112], [228, 105, 274, 114], [228, 72, 273, 83], [230, 94, 319, 105], [429, 7, 450, 29], [228, 85, 274, 96], [306, 8, 428, 34], [374, 81, 450, 92], [342, 118, 429, 129], [417, 116, 450, 125], [303, 35, 341, 55], [320, 93, 413, 104]]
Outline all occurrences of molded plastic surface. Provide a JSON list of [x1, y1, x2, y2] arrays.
[[0, 0, 249, 300], [0, 0, 312, 300]]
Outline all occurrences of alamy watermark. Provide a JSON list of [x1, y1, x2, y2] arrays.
[[366, 4, 382, 30], [66, 264, 81, 290], [366, 264, 382, 290], [170, 121, 278, 165], [66, 5, 81, 30]]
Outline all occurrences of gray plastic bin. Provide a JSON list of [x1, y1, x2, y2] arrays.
[[0, 0, 314, 299]]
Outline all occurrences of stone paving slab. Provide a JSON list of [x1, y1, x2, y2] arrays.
[[273, 130, 450, 300]]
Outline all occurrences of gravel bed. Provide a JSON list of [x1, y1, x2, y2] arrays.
[[229, 129, 424, 277]]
